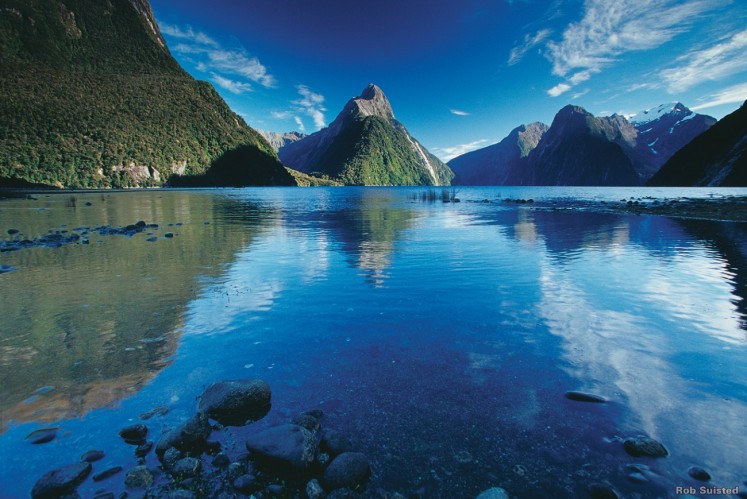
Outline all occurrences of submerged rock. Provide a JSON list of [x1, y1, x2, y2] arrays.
[[320, 429, 353, 457], [199, 379, 271, 426], [156, 412, 212, 457], [92, 466, 123, 482], [588, 483, 619, 499], [24, 427, 58, 444], [623, 435, 668, 458], [688, 466, 711, 481], [119, 423, 148, 444], [80, 449, 105, 463], [323, 452, 371, 490], [31, 462, 91, 498], [565, 391, 607, 403], [172, 457, 201, 478], [125, 465, 154, 488], [246, 423, 317, 471]]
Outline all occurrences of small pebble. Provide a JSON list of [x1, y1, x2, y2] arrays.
[[93, 466, 122, 482]]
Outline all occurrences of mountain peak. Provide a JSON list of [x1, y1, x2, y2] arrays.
[[629, 102, 692, 125], [352, 83, 395, 121]]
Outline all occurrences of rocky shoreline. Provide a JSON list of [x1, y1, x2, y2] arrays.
[[498, 195, 747, 222]]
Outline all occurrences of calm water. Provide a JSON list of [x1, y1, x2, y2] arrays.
[[0, 187, 746, 498]]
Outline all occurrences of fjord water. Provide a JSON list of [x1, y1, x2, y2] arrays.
[[0, 187, 746, 497]]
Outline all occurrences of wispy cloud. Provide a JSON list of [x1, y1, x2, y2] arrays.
[[543, 0, 719, 95], [160, 22, 276, 89], [508, 29, 551, 66], [159, 23, 218, 47], [572, 89, 590, 100], [293, 85, 327, 130], [272, 85, 327, 132], [691, 82, 747, 111], [450, 109, 470, 116], [661, 29, 747, 93], [432, 139, 489, 162], [211, 74, 252, 94]]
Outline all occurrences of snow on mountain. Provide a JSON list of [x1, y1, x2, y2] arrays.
[[629, 102, 687, 125]]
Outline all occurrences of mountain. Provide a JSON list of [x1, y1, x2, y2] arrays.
[[522, 105, 640, 186], [448, 103, 716, 186], [648, 101, 747, 186], [0, 0, 294, 188], [630, 102, 716, 179], [259, 130, 307, 152], [448, 123, 547, 185], [278, 84, 454, 186]]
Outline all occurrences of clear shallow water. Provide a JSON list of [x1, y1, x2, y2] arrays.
[[0, 187, 746, 498]]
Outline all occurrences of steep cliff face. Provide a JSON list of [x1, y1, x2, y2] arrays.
[[449, 123, 548, 185], [279, 84, 453, 186], [259, 130, 307, 152], [522, 106, 640, 186], [648, 101, 747, 186], [0, 0, 293, 187], [631, 102, 716, 180]]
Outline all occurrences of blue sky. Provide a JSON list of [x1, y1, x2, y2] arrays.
[[150, 0, 747, 161]]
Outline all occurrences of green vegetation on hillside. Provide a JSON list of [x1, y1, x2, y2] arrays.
[[314, 115, 453, 186], [0, 0, 292, 188]]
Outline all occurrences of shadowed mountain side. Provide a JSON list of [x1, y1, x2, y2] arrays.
[[0, 0, 288, 188], [449, 123, 547, 185], [0, 193, 278, 430], [648, 101, 747, 186], [168, 145, 296, 187]]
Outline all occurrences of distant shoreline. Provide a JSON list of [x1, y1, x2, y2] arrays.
[[3, 187, 746, 222]]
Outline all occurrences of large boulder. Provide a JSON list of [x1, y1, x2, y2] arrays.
[[156, 412, 212, 457], [246, 424, 318, 471], [31, 462, 92, 498], [323, 452, 371, 490], [623, 435, 668, 458], [198, 379, 271, 426]]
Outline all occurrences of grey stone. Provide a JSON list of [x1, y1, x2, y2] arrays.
[[306, 478, 325, 499], [199, 379, 271, 426], [246, 423, 318, 470], [323, 452, 371, 490], [156, 412, 211, 456], [623, 435, 668, 458], [31, 462, 91, 498], [172, 457, 201, 478], [124, 465, 153, 488]]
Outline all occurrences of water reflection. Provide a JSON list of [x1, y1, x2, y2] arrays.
[[0, 192, 273, 430]]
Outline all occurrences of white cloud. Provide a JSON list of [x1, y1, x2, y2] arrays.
[[162, 23, 276, 89], [450, 109, 470, 116], [271, 111, 292, 119], [294, 116, 306, 132], [691, 82, 747, 111], [661, 30, 747, 93], [431, 139, 489, 162], [572, 89, 590, 100], [293, 85, 327, 130], [158, 22, 218, 47], [508, 29, 552, 66], [547, 0, 714, 78], [547, 83, 571, 97], [542, 0, 721, 95], [211, 74, 253, 94]]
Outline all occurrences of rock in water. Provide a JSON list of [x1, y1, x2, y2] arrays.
[[688, 466, 711, 481], [31, 462, 91, 498], [565, 391, 607, 403], [321, 429, 354, 456], [323, 452, 371, 490], [119, 423, 148, 444], [623, 435, 668, 457], [156, 412, 212, 457], [246, 424, 317, 471], [199, 379, 271, 426], [475, 487, 510, 499], [24, 427, 58, 444]]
